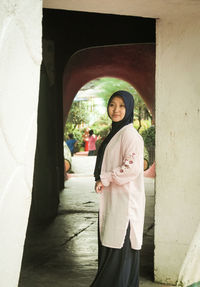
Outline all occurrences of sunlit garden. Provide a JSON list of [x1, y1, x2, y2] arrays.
[[64, 77, 155, 165]]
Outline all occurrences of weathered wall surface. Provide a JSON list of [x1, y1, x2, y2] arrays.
[[0, 1, 42, 286], [155, 16, 200, 284]]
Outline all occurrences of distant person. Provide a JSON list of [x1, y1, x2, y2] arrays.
[[88, 130, 98, 156], [66, 133, 77, 156], [82, 127, 89, 151]]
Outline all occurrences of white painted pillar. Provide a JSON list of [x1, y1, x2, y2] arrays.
[[0, 1, 42, 286], [155, 16, 200, 284]]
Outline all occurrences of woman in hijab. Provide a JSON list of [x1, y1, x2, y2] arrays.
[[90, 90, 145, 287]]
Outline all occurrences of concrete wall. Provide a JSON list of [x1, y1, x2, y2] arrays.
[[0, 1, 42, 286], [155, 16, 200, 284]]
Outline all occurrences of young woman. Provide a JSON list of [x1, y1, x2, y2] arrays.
[[90, 90, 145, 287]]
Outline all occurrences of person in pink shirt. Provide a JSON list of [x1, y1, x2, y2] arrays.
[[88, 130, 97, 156], [90, 90, 145, 287]]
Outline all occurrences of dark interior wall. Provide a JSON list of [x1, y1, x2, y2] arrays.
[[29, 9, 155, 223], [30, 62, 59, 223], [43, 9, 155, 113]]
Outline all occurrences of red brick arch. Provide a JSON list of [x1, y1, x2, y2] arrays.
[[63, 43, 155, 123]]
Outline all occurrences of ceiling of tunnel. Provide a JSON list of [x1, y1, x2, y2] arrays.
[[43, 0, 200, 19]]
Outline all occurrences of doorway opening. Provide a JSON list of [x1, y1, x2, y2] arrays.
[[64, 76, 153, 164], [63, 75, 155, 281]]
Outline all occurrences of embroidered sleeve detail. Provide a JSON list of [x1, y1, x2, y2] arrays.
[[120, 153, 135, 172]]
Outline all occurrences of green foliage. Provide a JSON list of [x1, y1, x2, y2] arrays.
[[90, 114, 111, 153], [64, 101, 91, 152], [89, 77, 137, 106], [64, 125, 84, 151], [98, 126, 111, 139], [144, 146, 149, 161], [95, 126, 111, 153], [141, 125, 155, 148], [134, 95, 152, 132], [80, 77, 152, 131], [141, 125, 155, 165], [66, 101, 90, 130], [90, 114, 111, 135], [64, 77, 153, 153], [134, 119, 152, 135], [73, 129, 84, 151]]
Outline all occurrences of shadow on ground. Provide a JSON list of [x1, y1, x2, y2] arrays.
[[18, 156, 165, 287]]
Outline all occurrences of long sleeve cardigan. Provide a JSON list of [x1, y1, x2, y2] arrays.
[[99, 123, 145, 250]]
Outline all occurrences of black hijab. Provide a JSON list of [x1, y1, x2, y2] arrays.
[[94, 90, 134, 181]]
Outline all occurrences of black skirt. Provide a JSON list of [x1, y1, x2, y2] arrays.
[[90, 223, 140, 287]]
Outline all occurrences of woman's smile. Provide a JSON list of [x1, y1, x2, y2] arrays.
[[108, 96, 126, 122]]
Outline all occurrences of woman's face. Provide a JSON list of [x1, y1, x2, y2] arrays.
[[108, 96, 126, 122]]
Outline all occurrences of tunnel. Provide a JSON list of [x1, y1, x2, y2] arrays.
[[17, 8, 156, 286], [28, 8, 155, 224]]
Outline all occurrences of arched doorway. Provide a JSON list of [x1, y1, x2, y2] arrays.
[[29, 8, 155, 224], [63, 43, 155, 122], [63, 44, 155, 281]]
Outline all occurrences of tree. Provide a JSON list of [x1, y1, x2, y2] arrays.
[[134, 95, 152, 132], [80, 77, 152, 132], [85, 77, 136, 106], [64, 77, 152, 152], [66, 101, 90, 130], [141, 125, 155, 165]]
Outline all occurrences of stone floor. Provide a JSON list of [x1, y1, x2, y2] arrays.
[[18, 156, 173, 287]]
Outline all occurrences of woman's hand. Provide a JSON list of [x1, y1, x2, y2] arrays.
[[95, 180, 104, 193]]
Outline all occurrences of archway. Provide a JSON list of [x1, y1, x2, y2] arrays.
[[63, 44, 155, 281], [63, 43, 155, 123]]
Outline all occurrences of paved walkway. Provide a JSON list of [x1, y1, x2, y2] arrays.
[[19, 156, 173, 287]]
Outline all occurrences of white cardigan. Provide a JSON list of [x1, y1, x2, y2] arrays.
[[99, 124, 145, 250]]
